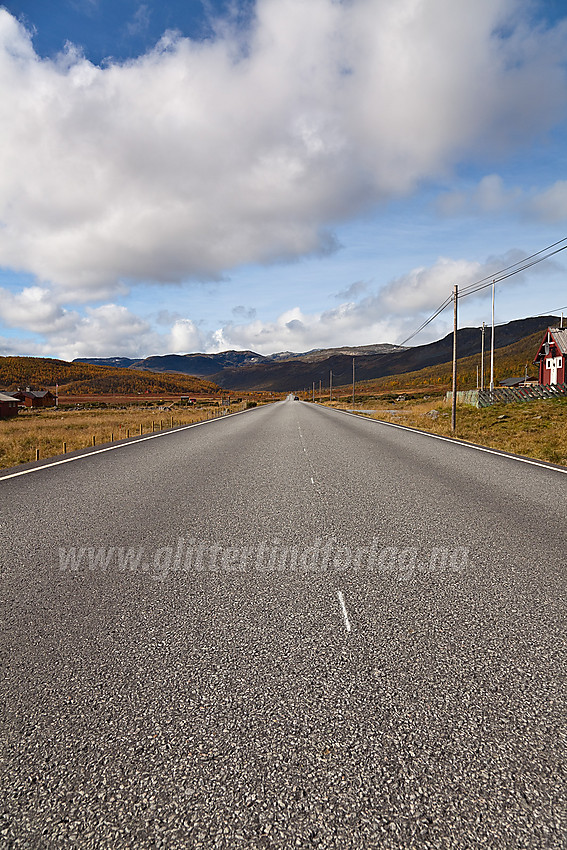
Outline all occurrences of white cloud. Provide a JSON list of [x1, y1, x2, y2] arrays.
[[0, 282, 209, 358], [0, 286, 80, 333], [1, 244, 560, 360], [214, 304, 412, 353], [0, 334, 45, 357], [0, 298, 161, 360], [52, 304, 159, 360], [126, 4, 151, 38], [168, 318, 205, 353], [437, 174, 524, 216], [0, 1, 565, 298], [530, 180, 567, 221], [212, 250, 545, 352], [437, 174, 567, 221], [334, 280, 368, 300], [232, 305, 257, 320]]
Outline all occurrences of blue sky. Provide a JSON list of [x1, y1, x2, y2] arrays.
[[1, 0, 567, 359]]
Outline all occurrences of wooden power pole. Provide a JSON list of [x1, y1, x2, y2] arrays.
[[352, 357, 355, 411], [451, 285, 458, 432], [480, 322, 485, 391]]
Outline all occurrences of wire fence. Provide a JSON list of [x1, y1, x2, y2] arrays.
[[447, 384, 567, 408]]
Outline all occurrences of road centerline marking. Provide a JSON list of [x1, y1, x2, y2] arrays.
[[337, 590, 352, 633]]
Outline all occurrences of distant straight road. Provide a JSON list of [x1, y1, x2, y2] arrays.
[[1, 399, 565, 848]]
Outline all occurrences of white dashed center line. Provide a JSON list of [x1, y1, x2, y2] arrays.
[[337, 590, 352, 633]]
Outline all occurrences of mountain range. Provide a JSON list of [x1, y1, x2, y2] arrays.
[[74, 316, 558, 392], [75, 343, 402, 377]]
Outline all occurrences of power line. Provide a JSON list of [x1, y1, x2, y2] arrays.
[[458, 236, 567, 298], [534, 304, 567, 318], [398, 294, 453, 347], [398, 237, 567, 347], [460, 243, 567, 298]]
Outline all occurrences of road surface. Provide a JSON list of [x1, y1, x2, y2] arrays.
[[1, 400, 565, 847]]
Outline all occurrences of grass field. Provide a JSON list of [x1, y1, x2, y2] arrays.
[[326, 396, 567, 467], [0, 403, 246, 471]]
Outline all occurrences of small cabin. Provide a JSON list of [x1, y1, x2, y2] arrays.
[[0, 392, 20, 419], [11, 389, 56, 408], [499, 376, 537, 388], [533, 328, 567, 385]]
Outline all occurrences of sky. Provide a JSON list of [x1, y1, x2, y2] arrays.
[[0, 0, 567, 360]]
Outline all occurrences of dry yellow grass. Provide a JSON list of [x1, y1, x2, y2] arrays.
[[325, 398, 567, 467], [0, 403, 244, 470]]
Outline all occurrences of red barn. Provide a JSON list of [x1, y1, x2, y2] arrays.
[[0, 392, 19, 419], [533, 327, 567, 385]]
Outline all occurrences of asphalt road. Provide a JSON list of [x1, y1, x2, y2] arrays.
[[1, 399, 565, 848]]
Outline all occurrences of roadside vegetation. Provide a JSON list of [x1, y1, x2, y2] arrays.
[[0, 402, 247, 470]]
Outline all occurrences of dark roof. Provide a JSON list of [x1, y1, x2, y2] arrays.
[[499, 377, 535, 387], [550, 327, 567, 354], [14, 390, 53, 398]]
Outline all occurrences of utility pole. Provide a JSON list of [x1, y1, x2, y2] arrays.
[[490, 279, 495, 393], [312, 382, 315, 402], [451, 285, 458, 432], [330, 370, 333, 402], [352, 357, 355, 411], [319, 379, 322, 401], [480, 322, 485, 391]]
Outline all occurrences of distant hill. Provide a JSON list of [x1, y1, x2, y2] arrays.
[[73, 357, 139, 369], [75, 343, 403, 376], [206, 316, 559, 391], [75, 350, 269, 376], [267, 343, 404, 363], [0, 357, 219, 395], [350, 328, 548, 395]]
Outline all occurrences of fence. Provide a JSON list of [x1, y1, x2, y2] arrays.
[[446, 384, 567, 408]]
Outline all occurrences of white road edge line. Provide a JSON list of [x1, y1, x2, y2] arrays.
[[337, 590, 352, 633], [328, 406, 567, 476], [0, 406, 257, 483]]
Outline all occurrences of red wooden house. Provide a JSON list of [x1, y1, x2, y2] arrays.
[[0, 392, 19, 419], [533, 327, 567, 385], [11, 389, 55, 408]]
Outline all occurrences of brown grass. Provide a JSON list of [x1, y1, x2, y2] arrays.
[[325, 397, 567, 467], [0, 403, 245, 470]]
